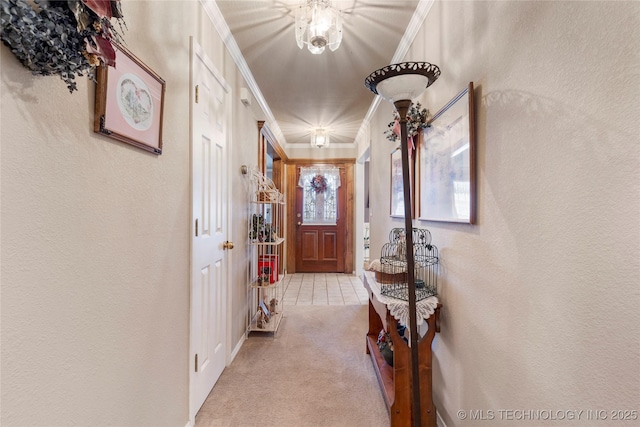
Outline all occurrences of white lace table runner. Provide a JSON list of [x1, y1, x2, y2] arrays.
[[363, 271, 439, 327]]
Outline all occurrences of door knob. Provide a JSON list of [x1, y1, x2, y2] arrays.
[[223, 241, 234, 250], [297, 222, 301, 226]]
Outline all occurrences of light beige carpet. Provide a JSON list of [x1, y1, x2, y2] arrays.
[[195, 305, 390, 427]]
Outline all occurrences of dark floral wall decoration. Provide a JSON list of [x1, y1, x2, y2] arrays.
[[0, 0, 125, 92]]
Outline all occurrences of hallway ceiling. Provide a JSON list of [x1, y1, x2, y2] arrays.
[[213, 0, 421, 147]]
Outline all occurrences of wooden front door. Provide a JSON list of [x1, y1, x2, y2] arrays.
[[295, 166, 346, 272]]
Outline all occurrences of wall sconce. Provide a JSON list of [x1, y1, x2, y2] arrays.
[[365, 61, 440, 426], [310, 128, 330, 148]]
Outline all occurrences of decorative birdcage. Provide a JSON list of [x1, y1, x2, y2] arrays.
[[378, 227, 438, 302], [376, 242, 408, 284], [413, 243, 438, 297], [388, 227, 432, 247]]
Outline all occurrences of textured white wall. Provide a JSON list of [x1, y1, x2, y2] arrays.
[[369, 100, 401, 256], [229, 73, 261, 350], [369, 2, 639, 426], [0, 1, 258, 425]]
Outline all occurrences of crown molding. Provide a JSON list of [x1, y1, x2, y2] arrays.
[[201, 0, 433, 151], [200, 0, 287, 145]]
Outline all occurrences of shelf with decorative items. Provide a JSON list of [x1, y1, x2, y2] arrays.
[[365, 226, 441, 426], [245, 166, 286, 334], [362, 270, 441, 427]]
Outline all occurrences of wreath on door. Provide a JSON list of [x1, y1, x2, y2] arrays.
[[310, 174, 328, 194]]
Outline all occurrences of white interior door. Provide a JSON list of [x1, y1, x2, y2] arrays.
[[189, 39, 230, 419]]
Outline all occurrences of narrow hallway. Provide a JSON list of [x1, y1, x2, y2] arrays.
[[195, 274, 388, 427]]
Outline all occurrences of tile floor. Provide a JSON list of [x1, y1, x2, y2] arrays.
[[282, 273, 369, 306]]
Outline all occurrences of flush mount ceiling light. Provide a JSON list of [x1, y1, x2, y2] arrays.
[[310, 128, 330, 148], [365, 61, 440, 427], [295, 0, 342, 55]]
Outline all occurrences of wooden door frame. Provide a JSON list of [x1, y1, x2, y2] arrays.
[[257, 121, 288, 276], [257, 121, 287, 191], [286, 158, 355, 274]]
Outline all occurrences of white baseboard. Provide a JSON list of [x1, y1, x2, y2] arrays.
[[437, 411, 447, 427], [229, 334, 245, 364]]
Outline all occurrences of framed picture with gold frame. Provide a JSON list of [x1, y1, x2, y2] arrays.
[[94, 43, 165, 154]]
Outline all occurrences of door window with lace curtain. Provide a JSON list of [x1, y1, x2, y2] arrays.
[[298, 167, 341, 225]]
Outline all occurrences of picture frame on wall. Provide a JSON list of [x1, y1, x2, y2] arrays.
[[419, 82, 476, 223], [94, 43, 166, 154]]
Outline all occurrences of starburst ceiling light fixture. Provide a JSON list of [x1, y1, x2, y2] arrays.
[[295, 0, 342, 55], [365, 61, 441, 426], [310, 128, 330, 148]]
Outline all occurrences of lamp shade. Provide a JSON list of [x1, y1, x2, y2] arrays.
[[365, 62, 441, 102]]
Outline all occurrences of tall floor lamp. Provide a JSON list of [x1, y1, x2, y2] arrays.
[[365, 62, 440, 426]]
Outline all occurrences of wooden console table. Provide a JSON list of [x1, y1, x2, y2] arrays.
[[362, 272, 442, 427]]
